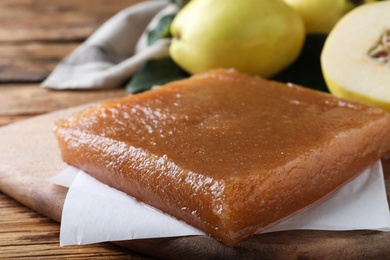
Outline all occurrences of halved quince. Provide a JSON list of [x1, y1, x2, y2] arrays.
[[321, 1, 390, 111]]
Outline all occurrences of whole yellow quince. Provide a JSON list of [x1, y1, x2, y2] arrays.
[[283, 0, 377, 34], [169, 0, 305, 78]]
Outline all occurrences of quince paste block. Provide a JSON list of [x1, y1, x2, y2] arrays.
[[54, 69, 390, 246]]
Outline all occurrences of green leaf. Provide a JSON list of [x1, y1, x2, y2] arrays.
[[147, 14, 176, 46], [126, 57, 190, 93], [169, 0, 191, 8]]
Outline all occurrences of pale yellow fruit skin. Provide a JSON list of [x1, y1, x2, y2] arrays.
[[323, 71, 390, 112], [170, 0, 305, 78], [321, 1, 390, 112], [284, 0, 376, 34]]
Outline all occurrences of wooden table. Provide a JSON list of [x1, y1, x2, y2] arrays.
[[0, 0, 152, 258], [2, 1, 390, 259]]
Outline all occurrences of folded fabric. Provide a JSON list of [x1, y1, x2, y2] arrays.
[[42, 0, 178, 90]]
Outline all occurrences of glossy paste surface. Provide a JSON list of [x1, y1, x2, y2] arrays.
[[54, 69, 390, 246]]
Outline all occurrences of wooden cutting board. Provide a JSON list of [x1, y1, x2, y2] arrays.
[[1, 105, 390, 259]]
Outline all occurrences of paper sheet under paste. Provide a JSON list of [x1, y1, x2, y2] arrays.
[[48, 160, 390, 246]]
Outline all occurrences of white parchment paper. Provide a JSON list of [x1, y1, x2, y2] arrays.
[[47, 160, 390, 246]]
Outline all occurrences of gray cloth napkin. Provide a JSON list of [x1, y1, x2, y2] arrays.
[[42, 0, 178, 90]]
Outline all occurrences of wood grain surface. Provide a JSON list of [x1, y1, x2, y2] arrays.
[[0, 43, 78, 83], [0, 193, 148, 259], [0, 0, 143, 42], [0, 84, 127, 126], [0, 0, 143, 83], [0, 0, 150, 258], [2, 0, 390, 259]]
